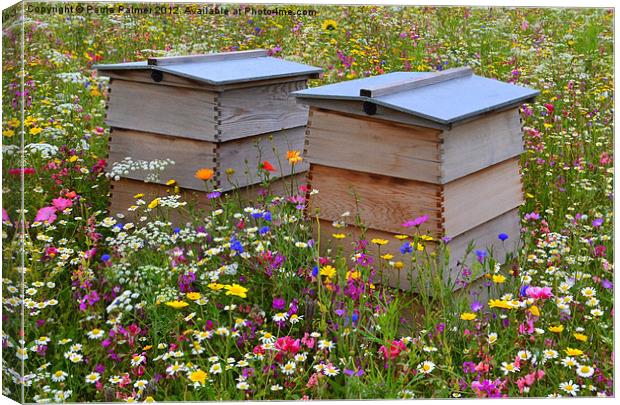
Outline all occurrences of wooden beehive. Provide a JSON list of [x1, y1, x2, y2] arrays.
[[95, 50, 321, 217], [294, 67, 539, 289]]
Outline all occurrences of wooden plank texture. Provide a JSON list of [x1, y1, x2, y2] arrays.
[[443, 157, 523, 238], [440, 108, 523, 183], [106, 79, 218, 141], [305, 109, 442, 183], [308, 165, 442, 236], [217, 127, 309, 192], [107, 128, 217, 191], [360, 66, 473, 98], [218, 80, 309, 141], [109, 173, 307, 224]]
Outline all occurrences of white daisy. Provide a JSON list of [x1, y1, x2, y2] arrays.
[[85, 372, 101, 384], [417, 361, 436, 374], [500, 362, 519, 375], [559, 380, 580, 396], [51, 370, 68, 382], [280, 361, 296, 375], [576, 364, 595, 378]]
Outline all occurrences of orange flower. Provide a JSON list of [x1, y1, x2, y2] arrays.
[[286, 150, 303, 165], [195, 168, 214, 181]]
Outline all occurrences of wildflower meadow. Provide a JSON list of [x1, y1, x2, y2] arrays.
[[1, 3, 615, 402]]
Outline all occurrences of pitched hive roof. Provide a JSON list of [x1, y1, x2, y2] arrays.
[[293, 67, 539, 125], [94, 49, 322, 86]]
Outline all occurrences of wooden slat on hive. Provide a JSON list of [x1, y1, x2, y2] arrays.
[[440, 108, 523, 183], [217, 81, 309, 142], [308, 165, 442, 237], [442, 157, 524, 238], [305, 109, 442, 183], [217, 127, 309, 192], [107, 128, 217, 191], [106, 79, 218, 141], [109, 172, 307, 222]]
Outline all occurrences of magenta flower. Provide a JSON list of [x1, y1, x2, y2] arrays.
[[2, 208, 10, 224], [402, 214, 428, 228], [526, 286, 553, 300], [34, 206, 57, 224], [52, 197, 73, 211]]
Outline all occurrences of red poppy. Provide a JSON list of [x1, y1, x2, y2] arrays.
[[261, 160, 276, 172]]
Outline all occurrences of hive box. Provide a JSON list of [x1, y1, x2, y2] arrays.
[[294, 67, 539, 289], [95, 50, 321, 217]]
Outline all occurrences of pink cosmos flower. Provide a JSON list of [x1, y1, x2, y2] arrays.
[[34, 206, 57, 224], [52, 197, 73, 211], [526, 286, 553, 300]]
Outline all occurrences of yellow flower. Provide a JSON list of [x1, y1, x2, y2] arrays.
[[549, 325, 564, 333], [68, 155, 78, 163], [225, 168, 236, 175], [321, 19, 338, 31], [224, 284, 248, 298], [529, 305, 540, 317], [3, 129, 14, 137], [332, 233, 346, 239], [188, 369, 207, 385], [165, 300, 189, 309], [393, 261, 404, 270], [133, 193, 144, 199], [90, 88, 101, 97], [319, 265, 337, 279], [564, 347, 584, 357], [419, 235, 434, 241], [489, 299, 513, 309], [286, 150, 303, 165], [381, 253, 394, 260], [416, 243, 424, 251], [460, 312, 477, 321], [147, 198, 160, 209], [371, 238, 389, 246], [165, 179, 177, 186], [186, 292, 202, 301], [394, 234, 409, 240], [492, 274, 506, 283], [29, 127, 42, 135], [573, 333, 588, 342], [7, 118, 19, 128], [208, 283, 225, 291], [346, 270, 361, 280]]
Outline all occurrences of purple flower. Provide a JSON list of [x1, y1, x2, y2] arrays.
[[475, 249, 487, 263], [272, 297, 286, 310], [207, 191, 221, 199], [402, 214, 429, 228], [524, 212, 540, 221], [602, 279, 613, 289], [471, 300, 483, 312], [592, 218, 604, 227]]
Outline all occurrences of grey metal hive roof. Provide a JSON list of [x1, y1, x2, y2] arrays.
[[94, 50, 322, 86], [293, 69, 539, 125]]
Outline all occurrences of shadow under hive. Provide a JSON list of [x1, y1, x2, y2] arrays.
[[294, 67, 539, 290], [95, 50, 321, 220]]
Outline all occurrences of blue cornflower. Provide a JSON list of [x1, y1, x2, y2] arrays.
[[400, 242, 413, 254], [498, 233, 509, 241], [101, 254, 111, 262], [259, 226, 270, 235]]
